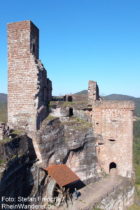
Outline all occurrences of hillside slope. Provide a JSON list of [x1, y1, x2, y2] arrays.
[[0, 93, 7, 122], [0, 93, 7, 103]]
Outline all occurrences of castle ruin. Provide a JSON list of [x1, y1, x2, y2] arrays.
[[7, 21, 135, 179], [4, 20, 135, 209], [8, 21, 52, 133], [88, 81, 134, 178]]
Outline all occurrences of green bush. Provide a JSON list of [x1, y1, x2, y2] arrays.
[[133, 120, 140, 204]]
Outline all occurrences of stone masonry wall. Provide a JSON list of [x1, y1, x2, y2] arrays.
[[8, 21, 52, 133], [92, 100, 135, 178], [88, 80, 100, 105]]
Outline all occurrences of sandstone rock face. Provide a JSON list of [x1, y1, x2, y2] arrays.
[[97, 181, 134, 210], [0, 123, 7, 140], [0, 128, 4, 140], [37, 116, 102, 184], [0, 135, 37, 202], [69, 175, 134, 210]]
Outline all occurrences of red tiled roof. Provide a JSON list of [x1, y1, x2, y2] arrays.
[[44, 164, 80, 187]]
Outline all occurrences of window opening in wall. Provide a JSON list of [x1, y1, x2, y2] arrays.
[[98, 142, 104, 145], [109, 162, 117, 171], [69, 108, 73, 117], [112, 120, 117, 122], [68, 96, 73, 102], [109, 139, 116, 142], [33, 44, 36, 54]]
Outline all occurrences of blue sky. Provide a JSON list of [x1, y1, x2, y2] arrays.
[[0, 0, 140, 97]]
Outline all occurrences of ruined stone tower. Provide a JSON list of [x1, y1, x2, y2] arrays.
[[88, 80, 135, 178], [8, 21, 52, 132], [88, 80, 100, 105]]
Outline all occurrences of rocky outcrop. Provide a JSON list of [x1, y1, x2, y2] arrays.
[[0, 135, 37, 205], [96, 179, 134, 210], [66, 176, 134, 210], [37, 116, 102, 184], [0, 113, 102, 207]]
